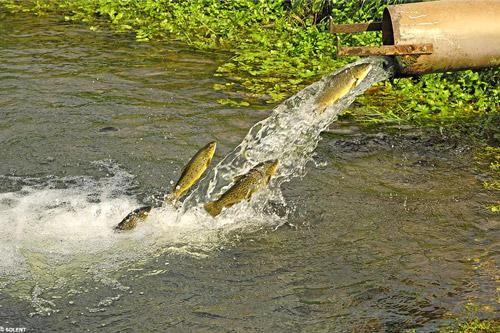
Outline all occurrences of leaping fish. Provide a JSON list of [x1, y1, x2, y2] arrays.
[[315, 63, 373, 113], [204, 160, 279, 217]]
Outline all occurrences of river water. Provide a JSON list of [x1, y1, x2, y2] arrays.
[[0, 13, 498, 332]]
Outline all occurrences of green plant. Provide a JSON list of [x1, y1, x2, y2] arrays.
[[1, 0, 498, 124], [440, 319, 499, 333]]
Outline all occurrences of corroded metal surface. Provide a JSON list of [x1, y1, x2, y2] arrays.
[[382, 0, 500, 76], [338, 43, 433, 57]]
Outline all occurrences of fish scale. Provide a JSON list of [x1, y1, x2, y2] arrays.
[[204, 160, 279, 217], [167, 141, 217, 204]]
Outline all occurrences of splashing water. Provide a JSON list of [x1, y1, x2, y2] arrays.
[[0, 162, 280, 315], [183, 57, 394, 213], [0, 57, 394, 315]]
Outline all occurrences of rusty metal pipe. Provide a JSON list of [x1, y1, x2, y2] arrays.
[[382, 0, 500, 76]]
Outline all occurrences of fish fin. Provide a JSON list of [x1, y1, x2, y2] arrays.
[[138, 205, 153, 216], [205, 156, 213, 168], [245, 188, 256, 201], [233, 174, 245, 182], [204, 202, 222, 217]]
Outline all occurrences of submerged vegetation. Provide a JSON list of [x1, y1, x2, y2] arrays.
[[456, 319, 499, 333], [0, 2, 498, 329], [440, 319, 499, 333], [2, 0, 497, 211], [474, 145, 500, 213], [1, 0, 498, 204], [1, 0, 498, 127]]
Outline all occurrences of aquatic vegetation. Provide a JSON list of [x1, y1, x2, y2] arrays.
[[391, 70, 498, 121], [1, 0, 497, 124], [183, 58, 392, 210], [440, 319, 499, 333], [474, 145, 500, 213]]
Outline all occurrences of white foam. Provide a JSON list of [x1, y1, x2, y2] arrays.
[[0, 57, 394, 315], [0, 163, 285, 315], [0, 162, 282, 285], [183, 57, 394, 210]]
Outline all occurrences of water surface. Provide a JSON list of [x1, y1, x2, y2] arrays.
[[0, 13, 497, 332]]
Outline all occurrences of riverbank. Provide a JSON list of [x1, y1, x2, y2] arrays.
[[0, 9, 498, 332], [1, 1, 498, 203], [1, 0, 498, 207], [1, 0, 498, 129]]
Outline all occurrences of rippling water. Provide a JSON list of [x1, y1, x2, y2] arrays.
[[0, 13, 498, 332], [184, 57, 393, 212]]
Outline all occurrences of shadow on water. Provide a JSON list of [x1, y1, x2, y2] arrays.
[[0, 13, 498, 333]]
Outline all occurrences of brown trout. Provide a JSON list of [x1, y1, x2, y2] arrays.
[[204, 160, 279, 217], [315, 63, 372, 113], [114, 205, 152, 231], [166, 141, 216, 204]]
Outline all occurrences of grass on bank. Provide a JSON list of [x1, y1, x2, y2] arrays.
[[1, 2, 498, 328], [440, 319, 499, 333], [1, 0, 497, 212], [1, 0, 498, 127]]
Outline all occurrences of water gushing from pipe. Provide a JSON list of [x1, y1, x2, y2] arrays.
[[183, 57, 395, 213]]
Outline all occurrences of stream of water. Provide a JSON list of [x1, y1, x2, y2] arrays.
[[184, 57, 393, 215], [0, 13, 497, 332]]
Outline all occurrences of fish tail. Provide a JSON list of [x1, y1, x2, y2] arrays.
[[204, 201, 222, 217]]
